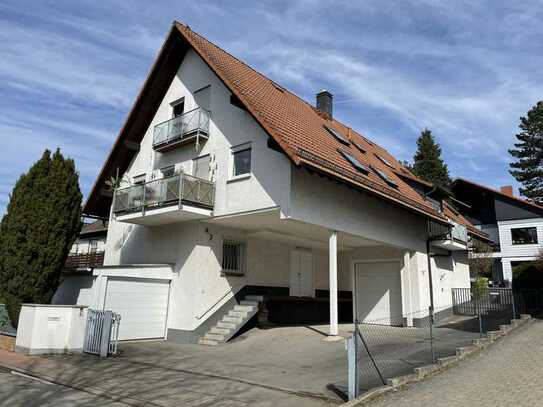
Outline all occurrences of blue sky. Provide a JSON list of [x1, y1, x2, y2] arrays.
[[1, 1, 542, 215]]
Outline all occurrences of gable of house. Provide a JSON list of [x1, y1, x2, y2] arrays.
[[83, 22, 450, 227]]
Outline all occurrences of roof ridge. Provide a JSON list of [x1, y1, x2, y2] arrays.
[[174, 22, 382, 147]]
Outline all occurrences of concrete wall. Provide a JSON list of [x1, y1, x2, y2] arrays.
[[15, 305, 87, 355], [51, 275, 95, 306]]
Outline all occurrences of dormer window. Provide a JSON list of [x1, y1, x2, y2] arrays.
[[171, 98, 185, 118]]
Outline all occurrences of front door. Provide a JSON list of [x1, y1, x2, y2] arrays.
[[290, 249, 315, 297]]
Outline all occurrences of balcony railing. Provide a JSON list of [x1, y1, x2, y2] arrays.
[[451, 222, 468, 243], [152, 107, 210, 150], [65, 252, 105, 270], [112, 173, 215, 215]]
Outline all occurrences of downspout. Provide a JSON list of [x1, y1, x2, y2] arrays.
[[426, 220, 436, 363]]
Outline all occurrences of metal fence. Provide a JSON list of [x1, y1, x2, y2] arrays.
[[83, 309, 121, 357]]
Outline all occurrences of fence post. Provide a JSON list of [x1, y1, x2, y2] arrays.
[[347, 332, 359, 400], [476, 294, 483, 337], [429, 306, 435, 363], [511, 288, 517, 320]]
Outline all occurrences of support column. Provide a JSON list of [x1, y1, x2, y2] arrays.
[[329, 230, 338, 336]]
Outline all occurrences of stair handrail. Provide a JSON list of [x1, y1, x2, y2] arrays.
[[196, 285, 244, 320]]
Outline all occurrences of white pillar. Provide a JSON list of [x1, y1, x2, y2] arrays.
[[329, 230, 338, 336]]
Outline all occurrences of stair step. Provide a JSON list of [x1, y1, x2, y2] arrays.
[[217, 321, 237, 329], [223, 316, 243, 324], [245, 295, 264, 302], [205, 333, 226, 342], [234, 305, 256, 312], [210, 327, 232, 335], [240, 300, 259, 306], [229, 310, 249, 318], [198, 339, 219, 346]]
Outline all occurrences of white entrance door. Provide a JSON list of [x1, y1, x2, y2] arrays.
[[354, 261, 402, 326], [290, 249, 315, 297], [104, 277, 170, 340]]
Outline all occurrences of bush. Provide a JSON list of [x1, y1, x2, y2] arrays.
[[513, 262, 543, 289]]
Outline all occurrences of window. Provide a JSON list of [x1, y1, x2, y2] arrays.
[[511, 227, 538, 245], [375, 153, 395, 168], [338, 149, 370, 174], [324, 125, 350, 145], [352, 140, 366, 154], [232, 145, 251, 178], [161, 165, 176, 178], [171, 98, 185, 118], [222, 239, 246, 275], [371, 165, 398, 188], [193, 155, 211, 180], [133, 174, 146, 185]]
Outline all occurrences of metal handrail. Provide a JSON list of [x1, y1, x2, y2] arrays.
[[113, 173, 214, 214], [152, 107, 211, 147]]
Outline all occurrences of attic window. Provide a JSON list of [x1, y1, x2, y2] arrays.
[[324, 125, 349, 145], [339, 150, 370, 174], [371, 166, 398, 188], [352, 140, 366, 154], [375, 154, 394, 168]]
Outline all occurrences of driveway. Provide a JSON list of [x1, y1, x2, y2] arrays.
[[0, 322, 479, 406], [366, 318, 543, 406]]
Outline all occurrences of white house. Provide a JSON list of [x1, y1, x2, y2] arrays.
[[52, 220, 107, 306], [452, 179, 543, 285], [79, 22, 488, 344]]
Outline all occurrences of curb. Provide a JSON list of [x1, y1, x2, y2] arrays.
[[344, 315, 532, 406]]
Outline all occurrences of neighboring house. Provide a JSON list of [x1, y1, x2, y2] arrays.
[[52, 220, 107, 305], [452, 179, 543, 285], [79, 22, 487, 343]]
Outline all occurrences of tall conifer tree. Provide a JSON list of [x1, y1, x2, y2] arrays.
[[509, 101, 543, 204], [411, 128, 451, 187], [0, 149, 82, 326]]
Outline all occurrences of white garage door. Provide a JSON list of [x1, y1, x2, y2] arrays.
[[104, 277, 170, 340], [354, 261, 402, 326]]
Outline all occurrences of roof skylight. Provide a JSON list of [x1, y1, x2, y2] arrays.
[[371, 165, 398, 188], [352, 140, 366, 154], [324, 125, 350, 145], [339, 150, 370, 174], [375, 154, 395, 168]]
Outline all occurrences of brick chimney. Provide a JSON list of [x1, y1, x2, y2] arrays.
[[316, 90, 333, 119], [500, 185, 513, 196]]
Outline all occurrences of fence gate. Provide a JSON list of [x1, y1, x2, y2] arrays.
[[83, 309, 121, 357]]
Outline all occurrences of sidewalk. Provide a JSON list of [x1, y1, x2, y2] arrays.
[[364, 318, 543, 407]]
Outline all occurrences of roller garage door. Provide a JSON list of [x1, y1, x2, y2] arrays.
[[104, 277, 170, 340], [354, 261, 402, 326]]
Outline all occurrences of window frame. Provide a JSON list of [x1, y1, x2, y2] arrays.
[[324, 125, 350, 145], [229, 143, 252, 181], [511, 227, 538, 245], [132, 174, 146, 185], [221, 239, 246, 276], [170, 97, 185, 118], [371, 165, 398, 188], [338, 149, 370, 174]]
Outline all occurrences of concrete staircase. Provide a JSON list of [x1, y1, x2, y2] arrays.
[[198, 295, 263, 346]]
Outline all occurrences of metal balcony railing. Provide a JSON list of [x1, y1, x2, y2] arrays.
[[152, 107, 210, 149], [65, 252, 105, 270], [451, 222, 468, 243], [112, 173, 215, 215], [429, 221, 468, 244]]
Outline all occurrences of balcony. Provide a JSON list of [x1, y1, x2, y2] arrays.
[[430, 222, 468, 251], [152, 108, 210, 152], [112, 173, 214, 225], [65, 252, 105, 270]]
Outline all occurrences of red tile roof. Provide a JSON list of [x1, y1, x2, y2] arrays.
[[173, 23, 448, 223], [442, 201, 489, 241], [83, 22, 454, 225]]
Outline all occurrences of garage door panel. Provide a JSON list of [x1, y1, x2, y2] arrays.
[[355, 261, 402, 326], [104, 277, 170, 340]]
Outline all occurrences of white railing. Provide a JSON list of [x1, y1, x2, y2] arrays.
[[153, 107, 210, 148], [113, 173, 214, 214]]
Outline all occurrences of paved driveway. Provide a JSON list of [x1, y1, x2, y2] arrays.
[[367, 318, 543, 406], [0, 322, 479, 406]]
